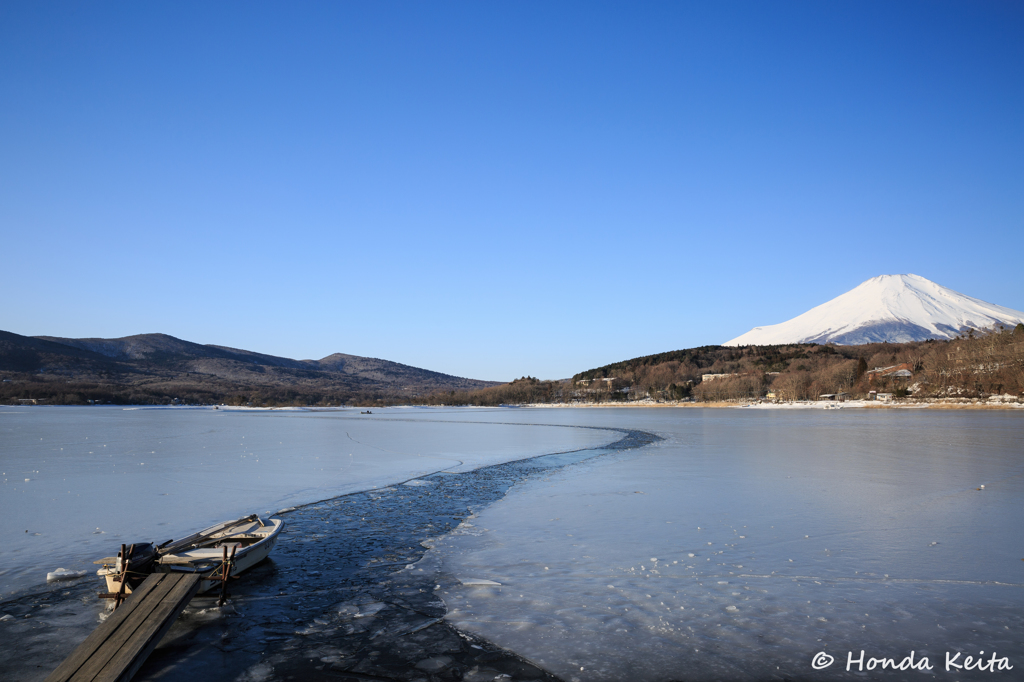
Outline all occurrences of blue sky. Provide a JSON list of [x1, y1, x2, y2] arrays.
[[2, 2, 1022, 381]]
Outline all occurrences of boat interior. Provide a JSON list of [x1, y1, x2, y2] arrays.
[[158, 518, 283, 562]]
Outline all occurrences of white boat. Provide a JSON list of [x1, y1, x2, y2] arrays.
[[96, 514, 284, 596]]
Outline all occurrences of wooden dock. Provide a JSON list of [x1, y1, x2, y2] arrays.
[[45, 572, 202, 682]]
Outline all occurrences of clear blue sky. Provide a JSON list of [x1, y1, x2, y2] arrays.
[[2, 2, 1022, 381]]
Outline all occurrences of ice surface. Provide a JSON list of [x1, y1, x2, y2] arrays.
[[0, 406, 614, 595], [9, 405, 1021, 680], [460, 579, 502, 586], [725, 273, 1024, 345], [434, 408, 1024, 681], [45, 568, 87, 582]]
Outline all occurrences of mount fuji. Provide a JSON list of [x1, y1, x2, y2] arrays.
[[724, 274, 1024, 346]]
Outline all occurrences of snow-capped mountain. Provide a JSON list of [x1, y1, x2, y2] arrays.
[[724, 274, 1024, 346]]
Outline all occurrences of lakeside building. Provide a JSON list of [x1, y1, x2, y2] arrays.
[[866, 363, 914, 384], [702, 373, 738, 382], [574, 377, 618, 387]]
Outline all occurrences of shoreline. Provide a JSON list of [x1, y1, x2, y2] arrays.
[[520, 398, 1024, 410], [8, 399, 1022, 412]]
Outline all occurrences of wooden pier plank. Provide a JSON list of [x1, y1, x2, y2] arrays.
[[46, 572, 201, 682], [66, 574, 180, 682], [92, 573, 202, 682], [44, 574, 167, 682]]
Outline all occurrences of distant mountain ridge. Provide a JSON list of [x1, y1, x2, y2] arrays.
[[36, 334, 313, 369], [725, 274, 1024, 346], [1, 331, 497, 405]]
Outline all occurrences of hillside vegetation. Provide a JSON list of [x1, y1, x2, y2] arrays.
[[587, 325, 1024, 403], [418, 324, 1024, 406], [0, 330, 497, 406], [414, 376, 563, 406], [6, 325, 1022, 407]]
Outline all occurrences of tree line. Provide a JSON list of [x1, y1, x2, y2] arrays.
[[431, 325, 1024, 406], [565, 325, 1024, 403], [6, 325, 1022, 407]]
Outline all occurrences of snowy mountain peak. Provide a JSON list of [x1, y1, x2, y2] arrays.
[[724, 274, 1024, 346]]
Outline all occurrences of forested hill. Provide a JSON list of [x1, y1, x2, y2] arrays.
[[570, 326, 1024, 403], [0, 330, 498, 406], [573, 344, 823, 383]]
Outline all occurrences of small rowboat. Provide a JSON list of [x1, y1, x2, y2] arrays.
[[95, 514, 284, 597]]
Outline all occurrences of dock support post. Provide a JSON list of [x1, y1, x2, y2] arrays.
[[114, 544, 134, 609], [218, 545, 236, 607]]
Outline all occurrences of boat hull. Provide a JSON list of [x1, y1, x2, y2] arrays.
[[98, 516, 283, 596], [159, 530, 280, 593]]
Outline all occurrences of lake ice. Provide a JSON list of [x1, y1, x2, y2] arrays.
[[0, 405, 613, 596], [433, 409, 1024, 681], [1, 405, 1020, 681]]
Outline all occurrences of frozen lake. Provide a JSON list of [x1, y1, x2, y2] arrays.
[[434, 408, 1024, 681], [0, 405, 614, 596], [2, 406, 1021, 681]]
